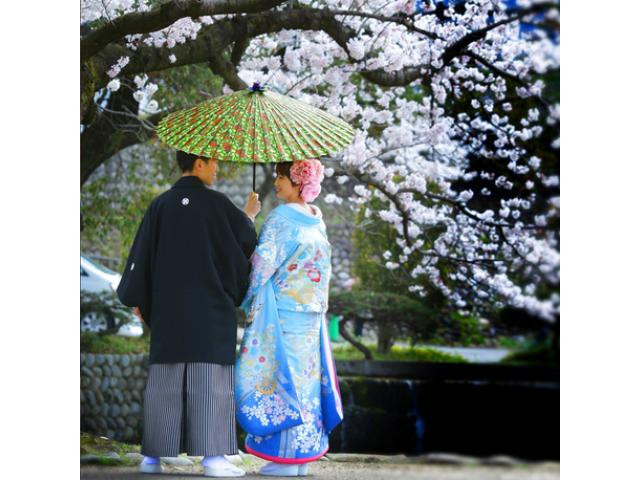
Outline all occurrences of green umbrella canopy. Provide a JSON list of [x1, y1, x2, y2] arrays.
[[156, 83, 355, 164]]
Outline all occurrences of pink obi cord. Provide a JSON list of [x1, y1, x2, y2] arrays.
[[245, 444, 329, 464]]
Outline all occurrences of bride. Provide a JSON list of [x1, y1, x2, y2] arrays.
[[235, 159, 343, 477]]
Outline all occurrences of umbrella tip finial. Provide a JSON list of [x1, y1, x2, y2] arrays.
[[249, 82, 265, 93]]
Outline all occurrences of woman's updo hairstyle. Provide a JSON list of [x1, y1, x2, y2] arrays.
[[276, 159, 324, 202]]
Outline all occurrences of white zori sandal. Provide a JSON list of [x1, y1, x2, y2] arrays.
[[203, 456, 246, 477], [259, 461, 310, 476]]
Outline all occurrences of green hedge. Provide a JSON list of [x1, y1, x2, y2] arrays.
[[331, 343, 467, 363], [81, 333, 467, 363], [81, 332, 149, 354]]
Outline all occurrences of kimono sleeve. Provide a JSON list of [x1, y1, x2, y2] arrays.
[[116, 204, 155, 325], [240, 211, 297, 314]]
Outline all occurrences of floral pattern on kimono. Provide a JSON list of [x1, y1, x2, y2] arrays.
[[241, 204, 332, 317], [236, 204, 343, 464], [236, 281, 304, 436]]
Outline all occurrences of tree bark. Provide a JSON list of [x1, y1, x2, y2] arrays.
[[376, 319, 394, 355], [81, 87, 163, 185], [81, 0, 288, 61], [339, 317, 373, 360]]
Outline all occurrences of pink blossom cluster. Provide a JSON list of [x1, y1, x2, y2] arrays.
[[290, 159, 325, 202]]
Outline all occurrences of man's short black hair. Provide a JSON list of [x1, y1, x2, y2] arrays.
[[176, 150, 203, 173]]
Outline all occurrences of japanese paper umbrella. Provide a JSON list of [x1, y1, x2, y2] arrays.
[[156, 82, 355, 191]]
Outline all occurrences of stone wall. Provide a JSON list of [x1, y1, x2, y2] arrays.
[[323, 222, 353, 286], [80, 353, 147, 442]]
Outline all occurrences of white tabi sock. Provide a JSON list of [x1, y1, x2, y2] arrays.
[[258, 461, 299, 476], [203, 455, 232, 468], [202, 456, 245, 477]]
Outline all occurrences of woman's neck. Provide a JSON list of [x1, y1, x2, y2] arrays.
[[287, 198, 314, 215], [289, 198, 306, 207]]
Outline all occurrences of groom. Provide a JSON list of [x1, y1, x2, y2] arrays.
[[117, 151, 260, 477]]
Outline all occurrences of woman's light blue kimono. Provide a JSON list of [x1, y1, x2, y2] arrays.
[[235, 204, 343, 464]]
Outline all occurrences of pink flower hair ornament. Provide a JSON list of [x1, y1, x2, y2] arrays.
[[290, 159, 325, 202]]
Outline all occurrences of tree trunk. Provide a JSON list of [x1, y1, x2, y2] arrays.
[[376, 320, 394, 355], [81, 87, 162, 185], [339, 317, 373, 360]]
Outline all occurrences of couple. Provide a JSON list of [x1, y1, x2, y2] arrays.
[[116, 151, 342, 477]]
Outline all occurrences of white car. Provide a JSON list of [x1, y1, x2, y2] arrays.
[[81, 254, 143, 337]]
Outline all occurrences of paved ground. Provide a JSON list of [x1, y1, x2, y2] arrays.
[[387, 340, 512, 363], [81, 453, 559, 480], [421, 344, 512, 363]]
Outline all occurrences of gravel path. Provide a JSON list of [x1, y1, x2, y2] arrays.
[[81, 453, 559, 480]]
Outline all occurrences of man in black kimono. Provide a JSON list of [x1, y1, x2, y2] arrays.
[[117, 151, 260, 477]]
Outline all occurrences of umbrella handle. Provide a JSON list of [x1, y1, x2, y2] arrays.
[[253, 163, 256, 192]]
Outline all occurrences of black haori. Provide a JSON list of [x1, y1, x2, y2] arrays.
[[117, 175, 257, 365]]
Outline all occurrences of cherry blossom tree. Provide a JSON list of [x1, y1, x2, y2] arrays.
[[80, 0, 560, 321]]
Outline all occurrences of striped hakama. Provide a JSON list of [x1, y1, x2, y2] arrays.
[[141, 362, 238, 457]]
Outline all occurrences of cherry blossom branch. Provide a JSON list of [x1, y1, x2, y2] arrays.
[[352, 171, 413, 246], [419, 250, 506, 268], [463, 50, 551, 111], [349, 164, 544, 255], [86, 5, 556, 96], [400, 187, 545, 231], [350, 176, 511, 272], [496, 224, 553, 279], [81, 0, 288, 61], [441, 2, 558, 66], [208, 51, 248, 90], [81, 83, 170, 183], [360, 66, 423, 87], [328, 9, 439, 40], [333, 3, 558, 87]]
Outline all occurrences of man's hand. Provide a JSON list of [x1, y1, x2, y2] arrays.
[[244, 192, 261, 221], [133, 307, 145, 324]]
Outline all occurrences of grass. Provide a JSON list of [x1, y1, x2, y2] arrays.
[[495, 335, 529, 349], [80, 432, 140, 466], [81, 332, 149, 354], [330, 343, 468, 363]]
